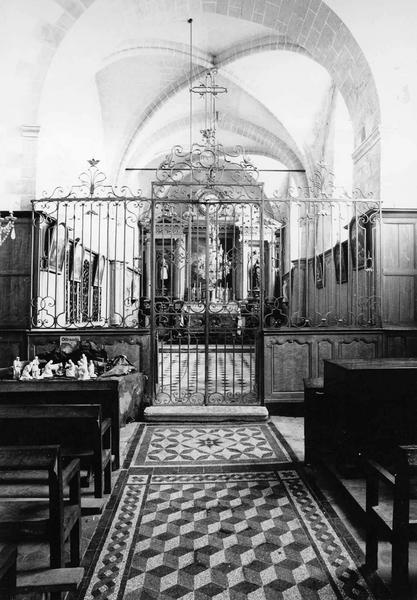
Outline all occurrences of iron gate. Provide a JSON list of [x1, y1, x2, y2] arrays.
[[30, 160, 382, 408], [149, 195, 264, 405]]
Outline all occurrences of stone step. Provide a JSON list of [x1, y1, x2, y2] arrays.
[[144, 405, 269, 422]]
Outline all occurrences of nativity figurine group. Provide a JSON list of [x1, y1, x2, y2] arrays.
[[14, 354, 97, 381]]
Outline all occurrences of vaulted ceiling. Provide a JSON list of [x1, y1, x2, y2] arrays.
[[3, 0, 354, 198]]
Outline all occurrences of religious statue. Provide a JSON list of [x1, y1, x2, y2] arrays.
[[249, 256, 261, 291], [31, 356, 41, 379], [77, 354, 89, 380], [42, 360, 54, 378], [20, 364, 32, 380], [65, 359, 77, 378], [12, 357, 22, 380], [160, 257, 169, 282], [88, 360, 97, 379]]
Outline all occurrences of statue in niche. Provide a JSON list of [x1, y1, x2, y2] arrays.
[[160, 257, 169, 281], [249, 254, 261, 292], [159, 256, 169, 293]]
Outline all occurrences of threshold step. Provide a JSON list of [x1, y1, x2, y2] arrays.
[[144, 405, 269, 422]]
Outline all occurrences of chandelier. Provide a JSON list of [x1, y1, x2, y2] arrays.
[[0, 212, 16, 246]]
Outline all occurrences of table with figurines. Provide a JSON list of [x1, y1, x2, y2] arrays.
[[2, 354, 147, 470], [13, 353, 98, 381]]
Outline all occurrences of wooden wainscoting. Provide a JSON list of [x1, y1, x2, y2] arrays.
[[263, 329, 384, 407], [0, 213, 32, 329]]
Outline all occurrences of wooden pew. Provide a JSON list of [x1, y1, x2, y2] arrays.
[[0, 543, 17, 600], [0, 405, 112, 498], [303, 377, 324, 465], [0, 446, 81, 569], [365, 445, 417, 599], [0, 379, 121, 469], [16, 567, 84, 597]]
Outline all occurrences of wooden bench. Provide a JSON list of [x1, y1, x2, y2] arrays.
[[0, 545, 84, 599], [0, 405, 112, 498], [365, 445, 417, 598], [16, 566, 84, 597], [0, 379, 121, 469], [303, 377, 324, 465], [0, 543, 17, 599], [0, 446, 81, 570]]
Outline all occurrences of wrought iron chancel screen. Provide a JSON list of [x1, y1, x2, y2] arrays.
[[32, 195, 381, 332], [31, 160, 381, 406]]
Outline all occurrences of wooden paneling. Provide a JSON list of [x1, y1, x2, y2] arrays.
[[0, 214, 32, 328], [382, 213, 417, 325], [0, 332, 27, 367], [384, 330, 417, 358], [338, 338, 379, 359], [317, 339, 332, 376], [268, 339, 311, 393], [264, 330, 383, 402]]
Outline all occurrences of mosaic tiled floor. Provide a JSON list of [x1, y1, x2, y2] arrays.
[[79, 470, 384, 600], [133, 424, 292, 465], [158, 348, 255, 399]]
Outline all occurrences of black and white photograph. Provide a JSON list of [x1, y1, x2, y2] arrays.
[[0, 2, 416, 598]]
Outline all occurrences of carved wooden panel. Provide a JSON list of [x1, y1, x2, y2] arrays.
[[385, 332, 417, 358], [264, 332, 383, 401], [0, 216, 32, 328], [317, 339, 333, 376], [382, 218, 417, 324], [268, 339, 311, 393], [338, 338, 378, 359]]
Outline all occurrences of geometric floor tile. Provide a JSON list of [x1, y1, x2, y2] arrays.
[[134, 424, 292, 465], [80, 470, 384, 600], [158, 347, 255, 402]]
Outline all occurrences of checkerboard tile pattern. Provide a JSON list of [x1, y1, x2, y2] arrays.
[[81, 471, 380, 600], [134, 424, 291, 465], [158, 348, 256, 403]]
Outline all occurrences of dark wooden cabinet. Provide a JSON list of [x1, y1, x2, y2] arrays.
[[323, 358, 417, 465]]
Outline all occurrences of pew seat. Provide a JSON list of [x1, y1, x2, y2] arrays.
[[0, 446, 81, 570], [16, 566, 84, 594], [0, 404, 112, 498], [365, 445, 417, 598], [0, 542, 17, 600]]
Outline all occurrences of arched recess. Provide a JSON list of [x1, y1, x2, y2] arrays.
[[27, 0, 380, 199]]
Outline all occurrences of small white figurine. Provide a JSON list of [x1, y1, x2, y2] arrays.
[[65, 359, 77, 378], [77, 360, 89, 380], [20, 363, 32, 380], [54, 362, 64, 376], [88, 360, 97, 379], [31, 356, 41, 379], [42, 360, 54, 378], [13, 357, 22, 380], [77, 354, 89, 380]]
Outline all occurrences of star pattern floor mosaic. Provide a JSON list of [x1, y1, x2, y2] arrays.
[[133, 424, 292, 465], [79, 470, 383, 600]]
